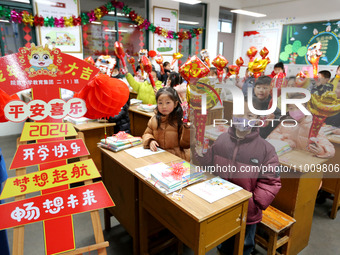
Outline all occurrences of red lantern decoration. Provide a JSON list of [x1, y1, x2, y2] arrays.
[[74, 74, 129, 119]]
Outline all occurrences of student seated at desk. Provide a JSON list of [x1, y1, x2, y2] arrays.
[[108, 96, 131, 134], [310, 70, 334, 96], [268, 93, 335, 158], [142, 87, 190, 161], [192, 101, 281, 255], [125, 68, 163, 105]]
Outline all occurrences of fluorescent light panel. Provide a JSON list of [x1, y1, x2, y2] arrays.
[[91, 21, 101, 24], [178, 20, 199, 25], [0, 19, 9, 23], [230, 9, 266, 17], [171, 0, 202, 5]]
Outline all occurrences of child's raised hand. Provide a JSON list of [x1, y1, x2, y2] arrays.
[[150, 140, 159, 152]]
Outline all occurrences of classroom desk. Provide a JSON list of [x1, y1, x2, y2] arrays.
[[206, 105, 224, 125], [100, 146, 252, 255], [322, 134, 340, 219], [273, 149, 328, 255], [128, 105, 154, 137], [72, 122, 115, 172], [130, 90, 138, 99], [223, 100, 233, 121]]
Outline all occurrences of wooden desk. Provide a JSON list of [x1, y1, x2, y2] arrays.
[[206, 105, 223, 125], [100, 146, 252, 255], [273, 149, 328, 255], [130, 91, 138, 99], [223, 100, 233, 121], [128, 105, 154, 137], [321, 134, 340, 219], [72, 122, 115, 172]]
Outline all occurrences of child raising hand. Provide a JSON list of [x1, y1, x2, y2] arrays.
[[142, 87, 190, 161]]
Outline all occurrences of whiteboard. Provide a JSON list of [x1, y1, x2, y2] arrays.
[[241, 29, 280, 65]]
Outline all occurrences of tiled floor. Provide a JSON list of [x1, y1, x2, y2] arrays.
[[1, 134, 340, 255]]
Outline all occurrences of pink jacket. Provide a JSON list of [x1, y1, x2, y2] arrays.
[[268, 116, 335, 158]]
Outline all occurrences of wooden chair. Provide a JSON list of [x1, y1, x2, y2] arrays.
[[255, 206, 295, 255]]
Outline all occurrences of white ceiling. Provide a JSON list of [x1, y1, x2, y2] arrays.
[[238, 0, 299, 9]]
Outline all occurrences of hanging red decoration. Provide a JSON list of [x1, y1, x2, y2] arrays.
[[103, 20, 109, 55], [74, 74, 129, 119], [0, 89, 19, 122], [23, 25, 32, 48], [82, 25, 89, 46]]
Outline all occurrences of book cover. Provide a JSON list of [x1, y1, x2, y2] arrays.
[[187, 177, 242, 203]]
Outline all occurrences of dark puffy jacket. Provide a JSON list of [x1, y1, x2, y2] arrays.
[[251, 95, 281, 139], [108, 98, 131, 134], [192, 127, 281, 224]]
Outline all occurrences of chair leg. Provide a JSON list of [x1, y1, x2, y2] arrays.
[[267, 231, 278, 255]]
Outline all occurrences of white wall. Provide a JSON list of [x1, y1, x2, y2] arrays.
[[0, 122, 24, 136], [233, 0, 340, 76]]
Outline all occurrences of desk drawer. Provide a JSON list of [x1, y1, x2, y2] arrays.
[[205, 205, 242, 245]]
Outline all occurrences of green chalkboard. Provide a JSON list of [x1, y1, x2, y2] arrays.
[[279, 20, 340, 65]]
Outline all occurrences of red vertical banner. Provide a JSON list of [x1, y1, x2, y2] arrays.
[[1, 26, 6, 55], [195, 35, 200, 55], [103, 20, 109, 55], [178, 29, 184, 66], [139, 30, 144, 49], [118, 22, 123, 42], [82, 24, 89, 46], [23, 25, 32, 48]]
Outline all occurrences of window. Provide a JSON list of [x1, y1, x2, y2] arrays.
[[218, 7, 235, 33], [0, 1, 36, 56], [80, 0, 147, 71], [178, 2, 206, 62]]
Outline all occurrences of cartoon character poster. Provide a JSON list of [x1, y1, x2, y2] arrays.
[[36, 0, 82, 53], [153, 7, 178, 55]]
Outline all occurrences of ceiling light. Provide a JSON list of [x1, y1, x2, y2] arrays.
[[178, 20, 199, 25], [91, 21, 101, 25], [171, 0, 201, 5], [230, 9, 266, 17], [0, 19, 10, 23]]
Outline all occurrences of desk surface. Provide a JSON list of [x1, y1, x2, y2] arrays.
[[100, 146, 251, 222], [72, 122, 116, 131], [279, 149, 328, 171], [129, 105, 155, 118]]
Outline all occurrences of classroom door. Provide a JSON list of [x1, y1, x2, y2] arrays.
[[217, 32, 235, 63]]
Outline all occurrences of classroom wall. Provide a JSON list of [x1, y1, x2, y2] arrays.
[[233, 0, 340, 76]]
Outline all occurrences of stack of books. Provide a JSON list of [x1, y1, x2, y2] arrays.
[[98, 133, 142, 152], [137, 104, 156, 112], [64, 116, 97, 125], [266, 139, 292, 156], [147, 161, 205, 194]]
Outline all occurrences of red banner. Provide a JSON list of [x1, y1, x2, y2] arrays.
[[0, 45, 99, 96], [0, 182, 114, 230], [10, 139, 89, 169]]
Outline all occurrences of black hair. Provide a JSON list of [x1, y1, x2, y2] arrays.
[[274, 62, 284, 70], [169, 72, 182, 88], [163, 61, 170, 68], [255, 75, 272, 86], [318, 70, 331, 79], [155, 87, 183, 129]]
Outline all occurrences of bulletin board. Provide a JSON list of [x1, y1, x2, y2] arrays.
[[153, 6, 178, 55], [35, 0, 82, 53], [279, 20, 340, 65], [241, 29, 280, 64]]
